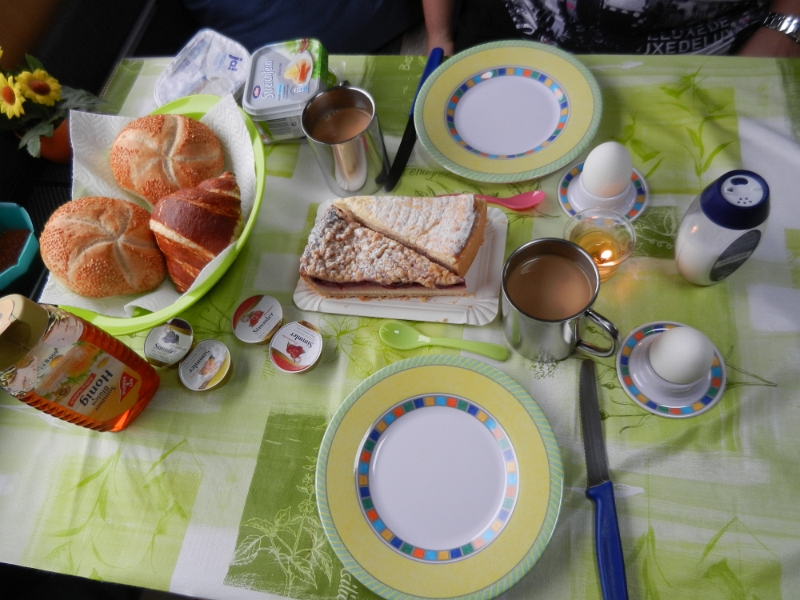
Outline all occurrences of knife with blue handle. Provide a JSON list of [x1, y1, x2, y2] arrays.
[[383, 48, 444, 192], [580, 359, 629, 600]]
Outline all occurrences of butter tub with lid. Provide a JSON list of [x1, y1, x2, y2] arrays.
[[242, 38, 335, 142]]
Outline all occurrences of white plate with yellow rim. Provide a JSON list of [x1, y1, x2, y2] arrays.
[[316, 355, 563, 600], [414, 41, 601, 183]]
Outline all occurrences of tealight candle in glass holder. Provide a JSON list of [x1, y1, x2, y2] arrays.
[[564, 208, 636, 282]]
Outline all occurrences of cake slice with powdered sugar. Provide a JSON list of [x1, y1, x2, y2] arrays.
[[299, 206, 466, 299], [333, 194, 486, 277]]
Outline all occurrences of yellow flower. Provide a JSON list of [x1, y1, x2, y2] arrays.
[[0, 47, 4, 61], [16, 69, 62, 106], [0, 73, 25, 119]]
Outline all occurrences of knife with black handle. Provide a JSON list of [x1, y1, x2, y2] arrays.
[[579, 359, 629, 600], [383, 48, 444, 192]]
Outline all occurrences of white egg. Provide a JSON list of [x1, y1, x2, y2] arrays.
[[581, 141, 633, 198], [649, 326, 715, 385]]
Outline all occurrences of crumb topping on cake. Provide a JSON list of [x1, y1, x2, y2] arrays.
[[299, 207, 464, 288]]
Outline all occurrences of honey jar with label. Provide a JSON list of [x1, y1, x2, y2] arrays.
[[0, 294, 160, 432]]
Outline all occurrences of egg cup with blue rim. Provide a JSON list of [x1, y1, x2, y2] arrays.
[[0, 203, 39, 291], [616, 322, 726, 418]]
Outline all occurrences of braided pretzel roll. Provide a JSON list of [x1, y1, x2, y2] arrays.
[[40, 197, 167, 298], [150, 172, 243, 293], [110, 114, 225, 207]]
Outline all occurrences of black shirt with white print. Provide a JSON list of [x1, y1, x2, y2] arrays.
[[502, 0, 771, 54]]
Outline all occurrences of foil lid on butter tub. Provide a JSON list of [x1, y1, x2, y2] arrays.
[[144, 318, 194, 368], [242, 38, 333, 142], [154, 29, 250, 106], [232, 295, 283, 344], [269, 321, 323, 373], [179, 339, 232, 391]]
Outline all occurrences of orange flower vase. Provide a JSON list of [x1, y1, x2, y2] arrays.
[[39, 119, 72, 164]]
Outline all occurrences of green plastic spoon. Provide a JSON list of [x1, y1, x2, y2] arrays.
[[379, 321, 509, 361]]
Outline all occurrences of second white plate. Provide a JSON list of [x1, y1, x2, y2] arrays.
[[292, 204, 508, 325]]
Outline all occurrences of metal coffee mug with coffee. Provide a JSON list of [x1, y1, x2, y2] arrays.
[[501, 238, 620, 362], [301, 85, 389, 197]]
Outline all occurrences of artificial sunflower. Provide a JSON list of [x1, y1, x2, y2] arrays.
[[0, 48, 101, 157], [17, 69, 62, 106], [0, 73, 25, 119]]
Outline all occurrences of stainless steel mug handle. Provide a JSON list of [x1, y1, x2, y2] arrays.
[[576, 309, 620, 358]]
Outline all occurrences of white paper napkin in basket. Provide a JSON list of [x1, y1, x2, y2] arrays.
[[39, 94, 256, 318]]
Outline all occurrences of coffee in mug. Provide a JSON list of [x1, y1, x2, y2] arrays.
[[309, 106, 373, 144], [301, 85, 389, 196], [501, 238, 619, 362], [504, 254, 594, 321]]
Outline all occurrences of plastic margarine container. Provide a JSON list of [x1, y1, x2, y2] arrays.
[[242, 38, 335, 142], [154, 29, 250, 106]]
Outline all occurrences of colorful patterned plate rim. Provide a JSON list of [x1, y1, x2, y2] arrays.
[[316, 355, 564, 600], [444, 66, 570, 160], [414, 41, 602, 183], [616, 322, 727, 419], [356, 393, 520, 564], [558, 162, 649, 221]]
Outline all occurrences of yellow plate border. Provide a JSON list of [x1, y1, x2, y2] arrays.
[[316, 355, 563, 600], [414, 41, 601, 183]]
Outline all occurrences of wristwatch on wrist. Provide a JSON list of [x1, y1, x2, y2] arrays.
[[762, 12, 800, 44]]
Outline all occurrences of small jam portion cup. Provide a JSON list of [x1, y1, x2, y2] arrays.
[[564, 208, 636, 282]]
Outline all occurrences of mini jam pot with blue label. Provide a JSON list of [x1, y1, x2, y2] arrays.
[[144, 318, 194, 368], [242, 38, 334, 142], [179, 339, 232, 391], [269, 321, 323, 373], [232, 295, 283, 344]]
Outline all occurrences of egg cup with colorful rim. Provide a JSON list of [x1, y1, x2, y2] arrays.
[[616, 322, 726, 418], [558, 162, 648, 221]]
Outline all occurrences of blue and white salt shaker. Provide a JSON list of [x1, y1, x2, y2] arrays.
[[674, 170, 770, 286]]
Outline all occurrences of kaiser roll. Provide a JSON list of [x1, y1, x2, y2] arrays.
[[40, 197, 167, 298], [150, 172, 243, 293], [110, 114, 225, 207]]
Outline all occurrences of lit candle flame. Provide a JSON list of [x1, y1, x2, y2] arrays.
[[600, 249, 613, 261]]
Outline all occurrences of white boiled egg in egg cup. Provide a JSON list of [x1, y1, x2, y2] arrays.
[[559, 141, 650, 220], [615, 322, 727, 418]]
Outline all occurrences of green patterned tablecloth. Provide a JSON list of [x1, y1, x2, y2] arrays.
[[2, 54, 799, 600]]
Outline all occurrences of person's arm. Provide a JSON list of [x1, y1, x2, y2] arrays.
[[422, 0, 456, 55], [737, 0, 800, 57]]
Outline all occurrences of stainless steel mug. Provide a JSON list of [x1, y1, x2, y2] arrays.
[[301, 85, 389, 197], [501, 238, 620, 362]]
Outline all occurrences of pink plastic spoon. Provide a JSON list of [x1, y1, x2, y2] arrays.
[[476, 190, 546, 211], [436, 190, 545, 211]]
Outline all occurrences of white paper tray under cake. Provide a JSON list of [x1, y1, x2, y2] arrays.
[[293, 203, 508, 325]]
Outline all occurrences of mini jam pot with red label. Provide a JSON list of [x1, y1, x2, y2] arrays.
[[269, 321, 323, 373], [144, 318, 194, 368], [232, 295, 283, 344], [179, 339, 232, 391]]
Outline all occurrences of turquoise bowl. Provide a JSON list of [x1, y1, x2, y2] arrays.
[[0, 202, 39, 291]]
